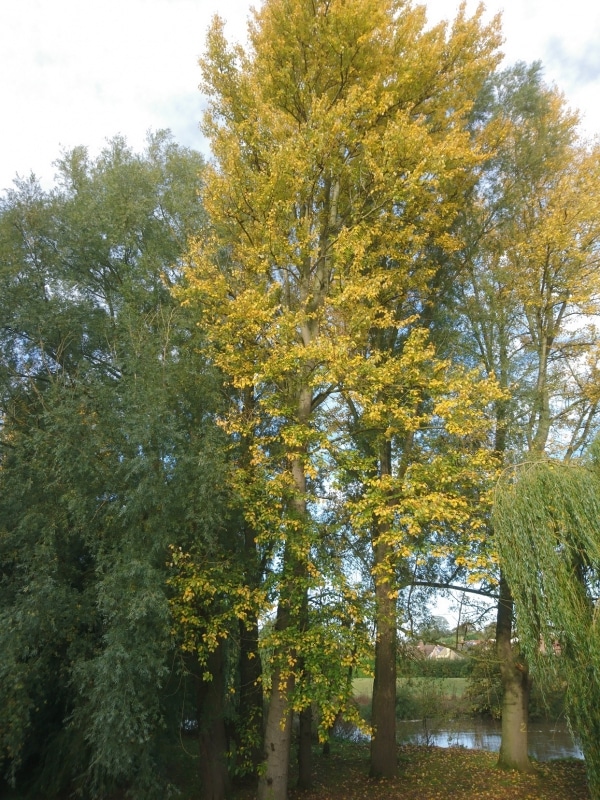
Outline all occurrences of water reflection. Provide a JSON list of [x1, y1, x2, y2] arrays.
[[395, 718, 583, 761]]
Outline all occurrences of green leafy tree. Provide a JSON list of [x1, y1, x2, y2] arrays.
[[0, 133, 233, 799]]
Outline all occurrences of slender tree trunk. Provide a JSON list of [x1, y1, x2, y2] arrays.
[[257, 172, 333, 797], [496, 572, 532, 772], [292, 389, 314, 791], [257, 559, 297, 800], [370, 545, 397, 778], [259, 387, 312, 800], [197, 640, 231, 800], [257, 666, 294, 800], [370, 441, 397, 779], [493, 376, 531, 771]]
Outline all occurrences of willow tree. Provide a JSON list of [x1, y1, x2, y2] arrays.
[[182, 1, 502, 796], [0, 134, 231, 800], [495, 460, 600, 798]]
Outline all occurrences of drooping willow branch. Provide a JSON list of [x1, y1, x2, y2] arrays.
[[493, 459, 600, 798]]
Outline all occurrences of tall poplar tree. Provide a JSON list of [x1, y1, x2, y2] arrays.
[[183, 1, 502, 796], [455, 62, 600, 770]]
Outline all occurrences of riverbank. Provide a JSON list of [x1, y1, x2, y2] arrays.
[[232, 741, 589, 800], [351, 675, 580, 760]]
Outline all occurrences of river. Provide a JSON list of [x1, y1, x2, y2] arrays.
[[395, 717, 583, 761]]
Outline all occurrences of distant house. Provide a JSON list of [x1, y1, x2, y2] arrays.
[[427, 644, 463, 660], [415, 642, 464, 660]]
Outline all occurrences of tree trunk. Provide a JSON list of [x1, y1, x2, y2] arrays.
[[370, 537, 397, 778], [496, 573, 532, 772], [197, 641, 231, 800], [493, 379, 533, 771], [297, 705, 313, 789], [257, 666, 294, 800], [370, 441, 397, 779], [238, 613, 264, 777]]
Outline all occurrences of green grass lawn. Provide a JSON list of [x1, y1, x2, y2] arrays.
[[353, 676, 468, 701]]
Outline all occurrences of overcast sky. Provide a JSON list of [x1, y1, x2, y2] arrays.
[[1, 0, 599, 191]]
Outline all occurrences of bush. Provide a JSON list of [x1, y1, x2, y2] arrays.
[[395, 678, 452, 722], [465, 644, 503, 718], [395, 685, 421, 720], [401, 655, 472, 679]]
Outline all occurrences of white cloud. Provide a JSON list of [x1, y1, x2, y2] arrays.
[[0, 0, 251, 188], [0, 0, 598, 191]]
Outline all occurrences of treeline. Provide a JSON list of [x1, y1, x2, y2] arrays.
[[2, 1, 600, 799], [405, 659, 472, 680]]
